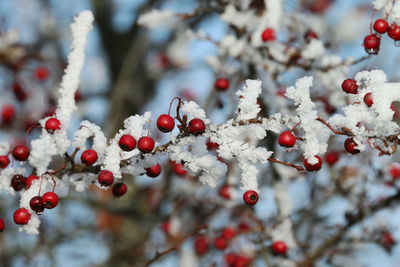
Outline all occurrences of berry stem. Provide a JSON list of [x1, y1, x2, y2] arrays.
[[268, 157, 304, 171], [370, 9, 376, 35], [168, 97, 182, 116], [386, 0, 396, 19], [291, 121, 301, 131], [24, 124, 41, 145]]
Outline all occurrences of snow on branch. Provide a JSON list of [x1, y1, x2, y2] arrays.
[[285, 77, 331, 164]]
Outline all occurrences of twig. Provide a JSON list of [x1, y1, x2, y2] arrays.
[[143, 224, 208, 267], [268, 157, 304, 171]]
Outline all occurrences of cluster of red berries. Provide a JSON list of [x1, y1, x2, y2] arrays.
[[363, 17, 400, 55]]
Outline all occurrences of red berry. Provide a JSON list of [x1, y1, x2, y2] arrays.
[[278, 131, 296, 148], [304, 156, 322, 171], [25, 175, 39, 189], [0, 155, 10, 168], [324, 151, 340, 166], [194, 235, 209, 255], [0, 218, 4, 232], [341, 79, 358, 94], [29, 196, 45, 214], [45, 118, 61, 133], [219, 185, 231, 199], [221, 227, 235, 240], [344, 137, 360, 154], [171, 161, 187, 176], [363, 92, 373, 107], [137, 136, 155, 153], [157, 114, 175, 133], [112, 182, 127, 197], [261, 28, 276, 42], [214, 236, 228, 250], [74, 91, 82, 102], [13, 82, 27, 102], [243, 190, 258, 206], [304, 30, 318, 42], [119, 134, 137, 151], [207, 139, 219, 150], [34, 66, 49, 81], [389, 23, 400, 40], [1, 104, 15, 125], [42, 192, 59, 209], [214, 78, 229, 91], [11, 174, 26, 191], [13, 208, 31, 225], [374, 19, 389, 33], [225, 253, 237, 265], [363, 34, 380, 55], [188, 118, 206, 136], [309, 0, 332, 13], [238, 221, 251, 232], [271, 240, 287, 254], [81, 149, 98, 166], [390, 165, 400, 180], [382, 231, 396, 248], [12, 145, 30, 161], [98, 170, 114, 187], [146, 163, 161, 178], [161, 221, 170, 234]]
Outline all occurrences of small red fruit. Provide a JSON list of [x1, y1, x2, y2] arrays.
[[261, 28, 276, 42], [11, 175, 26, 191], [42, 192, 59, 209], [188, 118, 206, 136], [304, 156, 322, 171], [194, 235, 209, 255], [341, 79, 358, 94], [146, 163, 161, 178], [171, 161, 187, 176], [98, 170, 114, 187], [278, 131, 296, 148], [119, 134, 137, 151], [1, 104, 15, 125], [382, 231, 396, 248], [390, 165, 400, 180], [29, 196, 45, 214], [344, 137, 360, 154], [45, 118, 61, 133], [25, 175, 39, 189], [214, 236, 228, 250], [137, 136, 155, 153], [324, 151, 340, 166], [218, 184, 231, 199], [221, 227, 235, 240], [112, 182, 127, 197], [81, 149, 98, 166], [0, 155, 10, 168], [214, 78, 229, 91], [13, 82, 27, 102], [206, 139, 219, 150], [374, 19, 389, 34], [388, 23, 400, 40], [13, 208, 30, 225], [304, 30, 318, 42], [271, 240, 287, 254], [34, 66, 49, 81], [161, 221, 170, 234], [363, 92, 373, 107], [243, 190, 258, 206], [12, 145, 30, 161], [363, 34, 380, 55], [157, 114, 175, 133], [0, 218, 4, 232]]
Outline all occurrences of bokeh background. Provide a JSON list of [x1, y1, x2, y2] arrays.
[[0, 0, 400, 266]]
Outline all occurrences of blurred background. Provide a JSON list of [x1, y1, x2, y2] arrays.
[[0, 0, 400, 266]]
